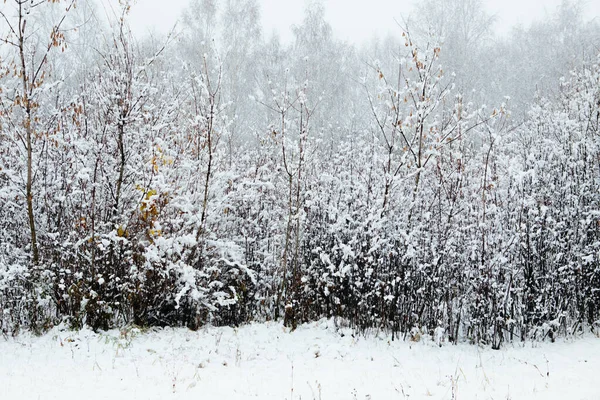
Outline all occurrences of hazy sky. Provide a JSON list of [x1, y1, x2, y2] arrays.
[[120, 0, 600, 43]]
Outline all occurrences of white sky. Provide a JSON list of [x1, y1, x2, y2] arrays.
[[122, 0, 600, 43]]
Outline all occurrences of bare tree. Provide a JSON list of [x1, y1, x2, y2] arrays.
[[0, 0, 76, 264]]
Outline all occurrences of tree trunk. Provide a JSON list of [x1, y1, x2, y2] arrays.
[[18, 4, 39, 265]]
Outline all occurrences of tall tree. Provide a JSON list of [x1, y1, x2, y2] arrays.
[[0, 0, 76, 264]]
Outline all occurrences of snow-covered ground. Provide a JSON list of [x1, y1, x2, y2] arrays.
[[1, 320, 599, 400]]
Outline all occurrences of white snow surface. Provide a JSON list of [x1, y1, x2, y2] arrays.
[[1, 320, 599, 399]]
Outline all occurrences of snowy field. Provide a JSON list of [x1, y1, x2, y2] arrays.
[[1, 320, 599, 400]]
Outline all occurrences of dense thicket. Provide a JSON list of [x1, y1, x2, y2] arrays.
[[1, 0, 599, 347]]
